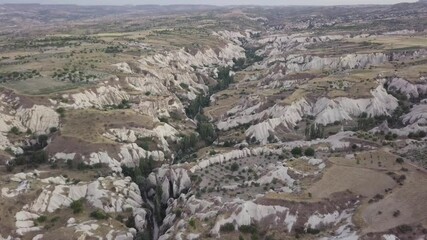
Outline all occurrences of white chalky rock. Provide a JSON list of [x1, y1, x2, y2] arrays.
[[314, 84, 398, 125], [190, 147, 282, 173], [402, 103, 427, 125], [28, 176, 144, 229], [104, 123, 178, 152], [387, 77, 427, 99], [211, 201, 296, 236], [52, 152, 76, 161], [255, 165, 295, 186], [114, 62, 133, 74], [15, 105, 59, 134], [148, 167, 191, 203], [15, 211, 40, 236], [65, 85, 130, 109], [88, 143, 164, 172]]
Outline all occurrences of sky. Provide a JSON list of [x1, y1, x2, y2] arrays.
[[0, 0, 418, 6]]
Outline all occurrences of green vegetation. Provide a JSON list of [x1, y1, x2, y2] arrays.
[[178, 133, 199, 155], [230, 162, 239, 172], [189, 218, 196, 228], [220, 222, 235, 232], [104, 46, 124, 53], [291, 147, 302, 157], [186, 94, 210, 119], [196, 115, 217, 144], [90, 210, 109, 220], [122, 156, 156, 180], [304, 147, 315, 156], [0, 70, 41, 82], [56, 107, 66, 118], [70, 199, 84, 214], [9, 126, 20, 135], [52, 68, 97, 83], [305, 123, 325, 140], [212, 66, 234, 92], [239, 224, 258, 234], [36, 215, 47, 223], [408, 130, 426, 140], [135, 137, 152, 150]]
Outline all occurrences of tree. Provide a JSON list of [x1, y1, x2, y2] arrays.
[[38, 134, 49, 148], [305, 123, 324, 140], [304, 148, 315, 156], [230, 162, 239, 172], [291, 147, 302, 157], [9, 126, 20, 135], [197, 122, 216, 144]]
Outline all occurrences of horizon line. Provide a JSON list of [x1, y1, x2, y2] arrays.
[[0, 1, 419, 7]]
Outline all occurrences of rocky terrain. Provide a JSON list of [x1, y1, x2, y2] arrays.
[[1, 2, 427, 240]]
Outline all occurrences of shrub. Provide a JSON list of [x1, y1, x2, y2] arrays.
[[396, 157, 404, 164], [220, 222, 235, 233], [304, 147, 315, 156], [251, 234, 259, 240], [397, 224, 413, 233], [230, 162, 239, 172], [175, 209, 182, 218], [49, 127, 58, 133], [90, 210, 108, 220], [9, 126, 20, 135], [50, 216, 60, 222], [70, 199, 84, 214], [239, 224, 258, 234], [125, 215, 135, 228], [189, 218, 196, 228], [56, 107, 65, 117], [306, 228, 320, 234], [291, 147, 302, 157], [37, 134, 49, 147], [32, 150, 48, 164], [36, 215, 47, 223], [180, 82, 189, 90], [393, 210, 401, 217]]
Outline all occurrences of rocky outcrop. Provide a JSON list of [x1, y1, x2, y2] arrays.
[[221, 83, 397, 144], [15, 105, 59, 134], [284, 53, 388, 74], [148, 167, 191, 203], [387, 77, 427, 99], [0, 101, 59, 149], [133, 95, 185, 119], [5, 175, 145, 236], [87, 143, 165, 172], [313, 84, 398, 125], [211, 200, 296, 236], [104, 124, 179, 152], [190, 147, 282, 173], [402, 102, 427, 125], [63, 84, 130, 109]]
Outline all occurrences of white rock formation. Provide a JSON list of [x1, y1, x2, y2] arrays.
[[387, 77, 427, 99], [148, 167, 191, 203], [402, 103, 427, 125], [104, 123, 179, 152], [313, 84, 398, 125], [220, 83, 397, 144], [87, 143, 165, 172], [190, 147, 282, 173], [15, 105, 59, 134], [63, 85, 130, 109], [211, 200, 296, 236]]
